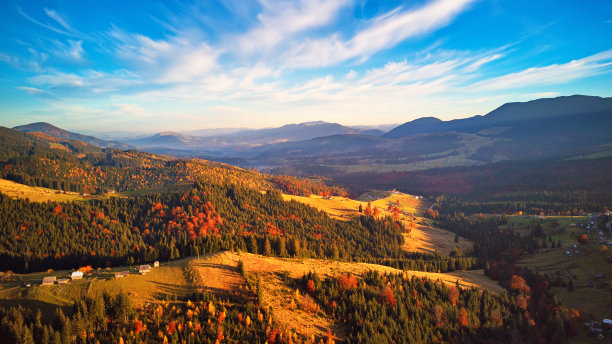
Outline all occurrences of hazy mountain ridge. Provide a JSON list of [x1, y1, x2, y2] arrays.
[[384, 95, 612, 138], [10, 95, 612, 171], [13, 122, 130, 149]]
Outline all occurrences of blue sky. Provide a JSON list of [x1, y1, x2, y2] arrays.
[[1, 0, 611, 132]]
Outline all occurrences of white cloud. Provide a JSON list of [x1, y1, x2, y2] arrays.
[[469, 49, 612, 91], [283, 0, 477, 68], [236, 0, 350, 54], [17, 86, 45, 94], [29, 72, 84, 87], [463, 53, 503, 72], [44, 8, 71, 31]]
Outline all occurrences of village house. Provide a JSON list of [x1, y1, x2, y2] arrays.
[[57, 278, 69, 284], [139, 265, 151, 274], [153, 261, 160, 267], [42, 276, 56, 285], [71, 271, 83, 280], [114, 271, 129, 278]]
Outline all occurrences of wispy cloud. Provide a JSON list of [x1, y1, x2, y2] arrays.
[[16, 5, 84, 38], [44, 8, 72, 31], [282, 0, 477, 68], [469, 49, 612, 91], [236, 0, 350, 55]]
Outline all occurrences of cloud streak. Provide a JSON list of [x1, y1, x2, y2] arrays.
[[282, 0, 477, 68]]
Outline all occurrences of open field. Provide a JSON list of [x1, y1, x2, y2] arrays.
[[284, 190, 473, 255], [190, 251, 503, 340], [0, 257, 193, 318], [0, 250, 502, 340], [513, 216, 612, 343], [0, 178, 91, 202]]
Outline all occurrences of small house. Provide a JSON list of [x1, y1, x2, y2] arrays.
[[114, 271, 129, 278], [71, 271, 84, 280], [153, 261, 160, 268], [139, 265, 151, 274], [57, 278, 69, 284], [42, 276, 56, 285]]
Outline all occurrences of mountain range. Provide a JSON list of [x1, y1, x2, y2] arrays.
[[11, 95, 612, 172]]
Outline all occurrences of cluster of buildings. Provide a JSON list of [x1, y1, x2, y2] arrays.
[[41, 261, 159, 286]]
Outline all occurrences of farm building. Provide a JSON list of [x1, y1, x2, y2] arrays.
[[71, 271, 84, 280], [57, 278, 69, 284], [41, 276, 56, 285], [139, 265, 151, 274], [114, 271, 129, 278], [154, 261, 160, 267]]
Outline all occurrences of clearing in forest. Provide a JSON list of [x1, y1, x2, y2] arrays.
[[283, 190, 473, 255], [0, 178, 90, 203], [188, 251, 503, 341]]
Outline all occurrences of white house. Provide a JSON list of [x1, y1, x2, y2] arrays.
[[71, 271, 84, 280], [139, 265, 151, 274], [153, 261, 160, 267]]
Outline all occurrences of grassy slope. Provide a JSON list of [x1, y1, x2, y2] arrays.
[[0, 178, 91, 202], [283, 190, 473, 255]]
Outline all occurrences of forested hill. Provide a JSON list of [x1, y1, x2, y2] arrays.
[[0, 126, 345, 197]]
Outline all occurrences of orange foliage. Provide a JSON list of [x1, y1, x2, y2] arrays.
[[448, 286, 459, 306], [337, 273, 358, 290], [509, 275, 530, 294], [306, 279, 315, 295], [379, 286, 396, 308], [458, 308, 469, 327], [133, 320, 143, 335]]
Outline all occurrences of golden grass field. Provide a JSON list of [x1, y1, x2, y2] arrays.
[[283, 190, 473, 255], [188, 251, 503, 340], [0, 178, 91, 202]]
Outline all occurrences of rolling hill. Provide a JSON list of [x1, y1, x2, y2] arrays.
[[13, 122, 129, 149]]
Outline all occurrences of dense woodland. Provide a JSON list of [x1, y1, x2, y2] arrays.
[[301, 270, 579, 344], [0, 290, 278, 344], [0, 125, 599, 343], [0, 181, 477, 274], [333, 158, 612, 215]]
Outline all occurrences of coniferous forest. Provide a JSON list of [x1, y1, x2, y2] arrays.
[[0, 124, 607, 344]]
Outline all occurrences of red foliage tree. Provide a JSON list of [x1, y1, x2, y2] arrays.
[[338, 273, 358, 290], [306, 279, 315, 295], [577, 234, 588, 245], [458, 307, 469, 327], [52, 205, 63, 215], [509, 275, 530, 294], [133, 320, 143, 335], [448, 286, 459, 306], [379, 286, 396, 308]]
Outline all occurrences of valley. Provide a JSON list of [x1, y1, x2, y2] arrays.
[[0, 95, 610, 343]]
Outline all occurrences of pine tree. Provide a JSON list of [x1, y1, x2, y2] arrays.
[[263, 237, 272, 256]]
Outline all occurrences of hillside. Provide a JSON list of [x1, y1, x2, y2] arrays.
[[13, 122, 128, 149], [384, 95, 612, 138]]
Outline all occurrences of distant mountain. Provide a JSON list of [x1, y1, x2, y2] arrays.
[[127, 121, 379, 151], [127, 131, 192, 149], [384, 95, 612, 138], [13, 122, 128, 149], [181, 128, 246, 137]]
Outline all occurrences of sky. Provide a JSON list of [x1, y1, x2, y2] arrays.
[[0, 0, 611, 133]]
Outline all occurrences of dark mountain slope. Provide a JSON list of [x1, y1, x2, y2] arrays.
[[384, 95, 612, 138]]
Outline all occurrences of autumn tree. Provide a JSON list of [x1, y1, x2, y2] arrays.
[[379, 286, 396, 308]]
